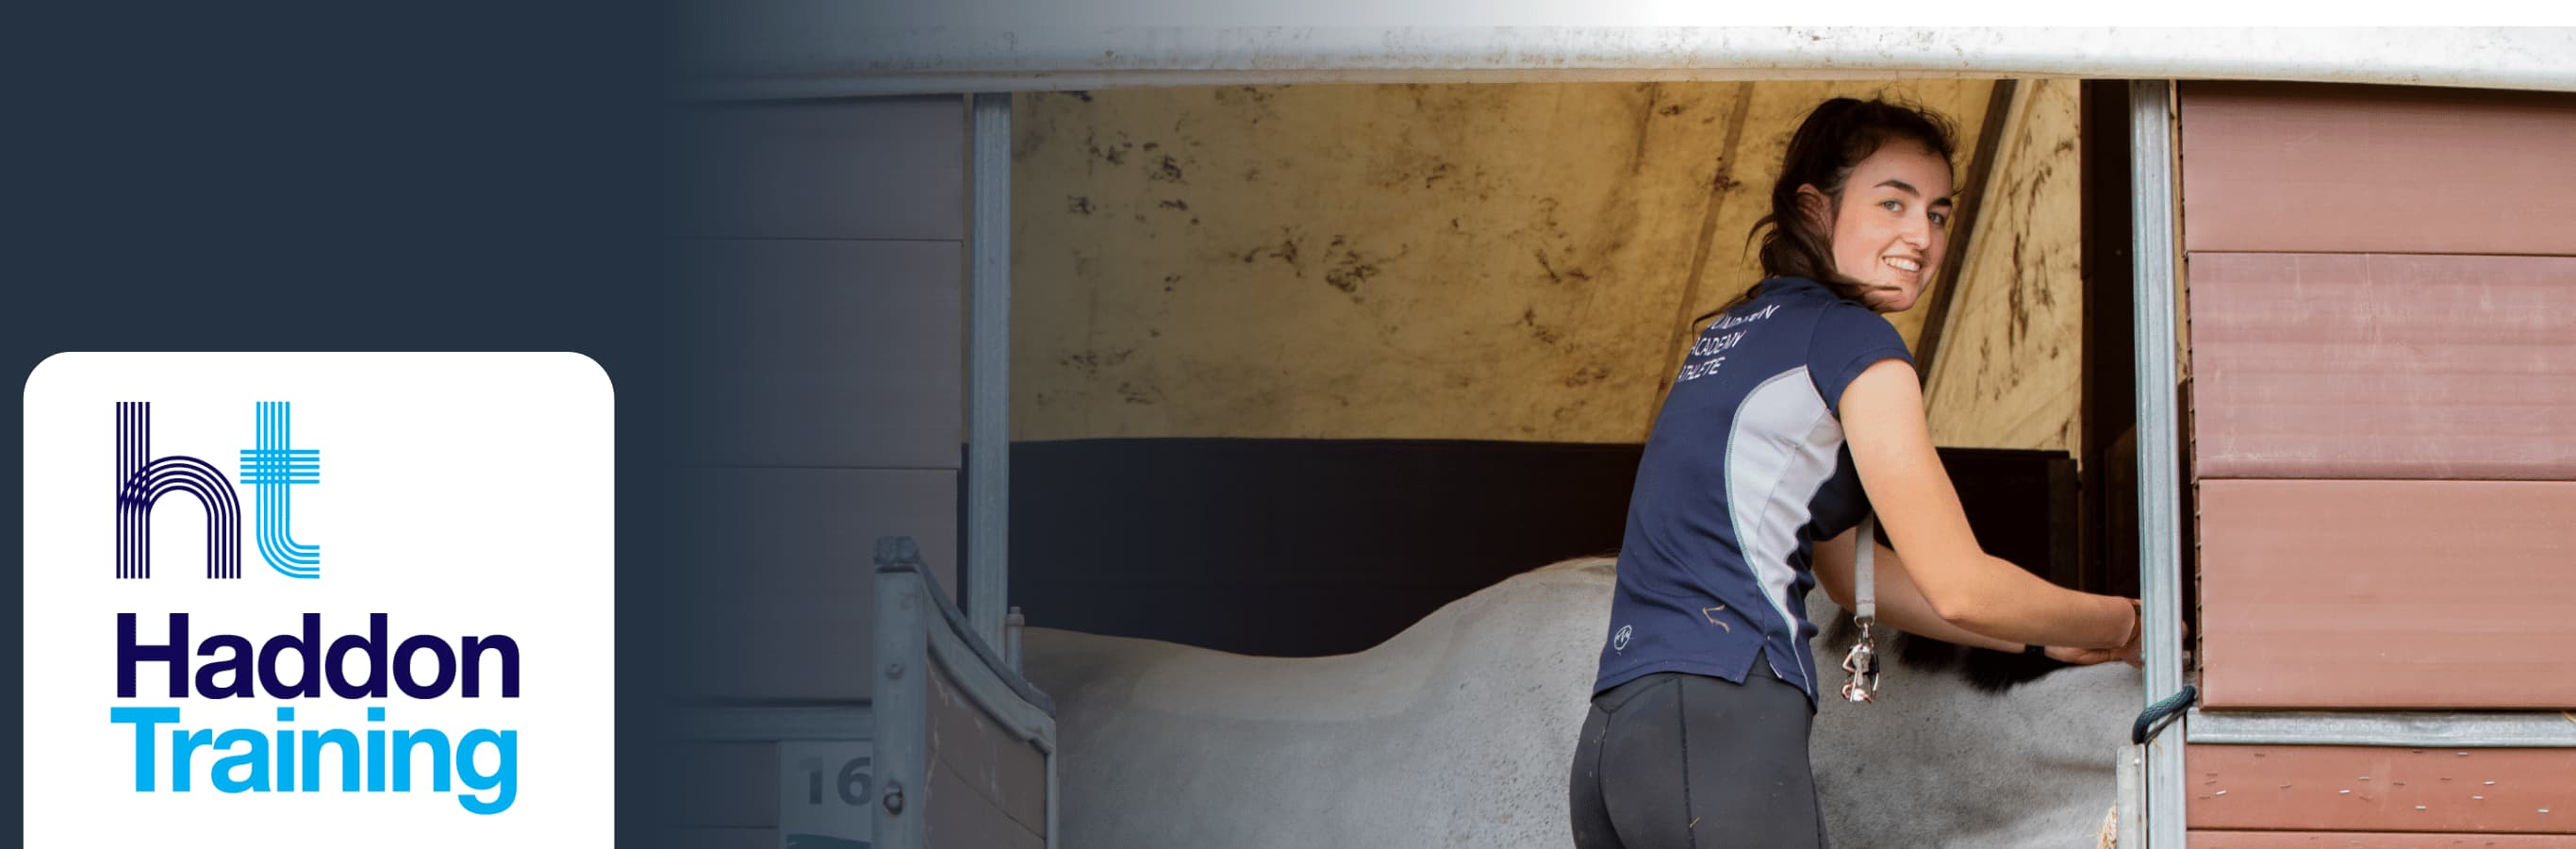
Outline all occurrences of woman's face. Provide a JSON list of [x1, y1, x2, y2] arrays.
[[1819, 142, 1955, 313]]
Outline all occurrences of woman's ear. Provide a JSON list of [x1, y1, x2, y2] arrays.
[[1795, 184, 1833, 228]]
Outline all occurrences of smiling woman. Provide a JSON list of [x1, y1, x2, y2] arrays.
[[1568, 97, 2144, 849], [1823, 148, 1954, 313], [1691, 97, 1962, 323]]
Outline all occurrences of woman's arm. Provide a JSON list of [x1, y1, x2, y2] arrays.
[[1811, 525, 2023, 653], [1814, 527, 2140, 665], [1837, 358, 2138, 651]]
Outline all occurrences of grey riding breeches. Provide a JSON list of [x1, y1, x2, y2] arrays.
[[1567, 654, 1829, 849]]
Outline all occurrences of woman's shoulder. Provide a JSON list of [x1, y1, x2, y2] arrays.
[[1747, 277, 1887, 325]]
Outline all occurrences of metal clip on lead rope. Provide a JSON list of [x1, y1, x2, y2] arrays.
[[1840, 619, 1879, 704], [1841, 514, 1880, 704]]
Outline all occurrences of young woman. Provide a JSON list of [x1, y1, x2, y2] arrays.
[[1566, 97, 2145, 849]]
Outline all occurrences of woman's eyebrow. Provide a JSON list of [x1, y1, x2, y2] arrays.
[[1874, 178, 1957, 208], [1874, 178, 1922, 196]]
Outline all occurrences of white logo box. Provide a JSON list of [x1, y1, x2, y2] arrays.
[[24, 352, 617, 847]]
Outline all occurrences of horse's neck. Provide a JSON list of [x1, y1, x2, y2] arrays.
[[1806, 593, 2139, 846]]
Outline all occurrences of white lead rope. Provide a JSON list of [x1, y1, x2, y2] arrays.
[[1840, 513, 1881, 704]]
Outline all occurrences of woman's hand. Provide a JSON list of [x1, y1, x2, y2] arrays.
[[2043, 644, 2139, 668], [2042, 599, 2184, 669]]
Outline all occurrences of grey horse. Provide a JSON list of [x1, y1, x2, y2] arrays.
[[1022, 557, 2138, 848]]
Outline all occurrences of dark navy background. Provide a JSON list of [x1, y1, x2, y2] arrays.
[[4, 2, 695, 842]]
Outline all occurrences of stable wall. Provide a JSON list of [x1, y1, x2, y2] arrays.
[[2179, 81, 2576, 845], [1002, 78, 2097, 663], [1923, 78, 2086, 453], [1010, 80, 2107, 445], [1012, 79, 2086, 451], [666, 94, 975, 847]]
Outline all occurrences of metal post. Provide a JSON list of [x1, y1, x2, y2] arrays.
[[872, 539, 930, 849], [967, 92, 1014, 649], [2128, 79, 2188, 849]]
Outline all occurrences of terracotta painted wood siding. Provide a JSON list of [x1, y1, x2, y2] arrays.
[[2185, 745, 2576, 836], [669, 94, 973, 844], [675, 239, 967, 471], [2193, 832, 2576, 847], [669, 95, 968, 706], [2188, 254, 2576, 481], [2180, 82, 2576, 713], [2196, 479, 2576, 709], [679, 97, 969, 241], [2177, 82, 2576, 256]]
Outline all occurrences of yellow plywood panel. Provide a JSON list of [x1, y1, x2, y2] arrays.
[[1924, 79, 2085, 453], [1013, 81, 1995, 442]]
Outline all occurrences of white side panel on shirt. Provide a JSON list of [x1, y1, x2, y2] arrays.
[[1722, 367, 1846, 691]]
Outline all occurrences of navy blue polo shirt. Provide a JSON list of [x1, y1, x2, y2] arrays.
[[1593, 276, 1915, 705]]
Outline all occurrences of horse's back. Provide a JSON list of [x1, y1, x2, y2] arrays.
[[1022, 555, 2134, 849]]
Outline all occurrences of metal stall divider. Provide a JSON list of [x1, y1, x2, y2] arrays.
[[872, 536, 1059, 849]]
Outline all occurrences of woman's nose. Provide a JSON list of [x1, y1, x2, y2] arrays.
[[1902, 215, 1933, 247]]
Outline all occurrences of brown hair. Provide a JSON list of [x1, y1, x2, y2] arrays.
[[1692, 96, 1959, 327]]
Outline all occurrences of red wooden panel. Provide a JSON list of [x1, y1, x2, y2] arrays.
[[2198, 479, 2576, 709], [2179, 82, 2576, 255], [2186, 745, 2576, 834], [672, 468, 961, 702], [675, 239, 966, 471], [2188, 253, 2576, 480], [677, 96, 968, 241], [2196, 831, 2576, 847]]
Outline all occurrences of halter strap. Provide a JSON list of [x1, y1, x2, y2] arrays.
[[1840, 513, 1882, 704], [1854, 513, 1876, 624]]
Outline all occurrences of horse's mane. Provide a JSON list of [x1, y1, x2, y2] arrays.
[[1820, 608, 2072, 693]]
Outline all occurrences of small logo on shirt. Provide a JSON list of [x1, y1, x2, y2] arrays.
[[1610, 624, 1633, 652]]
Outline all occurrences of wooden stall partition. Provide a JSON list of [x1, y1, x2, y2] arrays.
[[668, 94, 973, 844], [2178, 83, 2576, 257], [2176, 77, 2576, 849], [2193, 831, 2576, 848], [2196, 479, 2576, 709], [873, 538, 1057, 849], [2185, 744, 2576, 835], [2187, 253, 2576, 481]]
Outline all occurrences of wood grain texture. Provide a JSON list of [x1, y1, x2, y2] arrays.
[[2187, 252, 2576, 480], [667, 467, 960, 702], [2194, 831, 2576, 847], [925, 760, 1046, 849], [670, 742, 778, 828], [2186, 745, 2576, 834], [668, 827, 784, 849], [2178, 82, 2576, 255], [927, 663, 1049, 839], [677, 96, 967, 241], [2198, 479, 2576, 708], [1008, 81, 2000, 443], [673, 239, 966, 470], [1925, 77, 2085, 452]]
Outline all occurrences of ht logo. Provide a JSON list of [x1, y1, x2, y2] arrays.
[[113, 402, 321, 579]]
